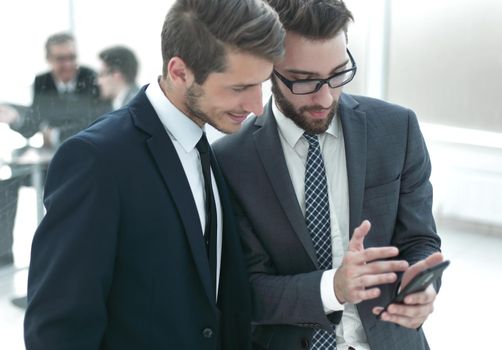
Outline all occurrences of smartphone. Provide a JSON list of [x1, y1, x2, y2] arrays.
[[377, 260, 450, 319]]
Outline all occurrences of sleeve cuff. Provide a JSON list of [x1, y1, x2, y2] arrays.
[[320, 269, 344, 314]]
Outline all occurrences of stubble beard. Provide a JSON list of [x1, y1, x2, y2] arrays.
[[271, 78, 338, 135]]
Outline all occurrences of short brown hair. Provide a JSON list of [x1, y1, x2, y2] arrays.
[[265, 0, 353, 40], [99, 46, 139, 84], [161, 0, 285, 84], [45, 32, 75, 58]]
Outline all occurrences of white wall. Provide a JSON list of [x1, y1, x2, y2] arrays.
[[0, 0, 71, 104], [424, 124, 502, 227]]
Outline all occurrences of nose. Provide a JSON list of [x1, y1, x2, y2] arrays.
[[312, 83, 334, 109], [243, 85, 264, 116]]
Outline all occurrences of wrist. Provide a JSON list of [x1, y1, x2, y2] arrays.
[[333, 269, 345, 304]]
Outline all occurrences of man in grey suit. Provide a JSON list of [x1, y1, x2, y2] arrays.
[[213, 1, 443, 349]]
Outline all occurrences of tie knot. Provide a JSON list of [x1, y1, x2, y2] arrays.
[[303, 132, 320, 146], [196, 133, 210, 154]]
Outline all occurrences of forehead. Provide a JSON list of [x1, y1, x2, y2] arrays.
[[279, 32, 347, 74], [205, 50, 273, 86], [48, 41, 75, 55]]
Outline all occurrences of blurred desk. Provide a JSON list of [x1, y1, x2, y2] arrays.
[[1, 147, 55, 224]]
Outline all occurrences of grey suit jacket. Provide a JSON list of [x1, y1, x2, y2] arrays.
[[213, 94, 441, 350]]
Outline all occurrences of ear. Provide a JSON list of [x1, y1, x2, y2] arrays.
[[167, 57, 195, 88]]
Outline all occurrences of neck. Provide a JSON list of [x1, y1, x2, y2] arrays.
[[159, 77, 205, 128]]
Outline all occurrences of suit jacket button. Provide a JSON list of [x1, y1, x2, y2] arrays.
[[202, 328, 214, 338], [300, 337, 310, 348]]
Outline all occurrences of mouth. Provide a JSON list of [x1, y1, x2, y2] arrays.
[[227, 113, 248, 124], [306, 109, 330, 119]]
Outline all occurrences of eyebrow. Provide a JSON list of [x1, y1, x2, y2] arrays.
[[231, 76, 271, 89], [231, 83, 259, 89], [286, 58, 350, 77]]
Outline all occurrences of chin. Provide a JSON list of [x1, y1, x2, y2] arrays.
[[212, 121, 242, 135]]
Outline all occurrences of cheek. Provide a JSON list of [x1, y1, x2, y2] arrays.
[[289, 95, 312, 110], [331, 87, 343, 98], [212, 92, 240, 113]]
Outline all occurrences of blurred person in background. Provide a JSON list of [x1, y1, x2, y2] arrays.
[[23, 32, 109, 144], [98, 46, 140, 110]]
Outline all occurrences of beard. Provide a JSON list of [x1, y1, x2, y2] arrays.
[[185, 83, 210, 126], [271, 78, 338, 135]]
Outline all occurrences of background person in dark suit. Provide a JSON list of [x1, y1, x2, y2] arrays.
[[16, 32, 110, 144], [97, 46, 140, 110], [213, 1, 443, 349], [24, 0, 285, 349]]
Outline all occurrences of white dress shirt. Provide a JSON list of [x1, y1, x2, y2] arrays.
[[146, 79, 223, 297], [112, 88, 129, 110], [55, 79, 77, 94], [272, 99, 369, 350]]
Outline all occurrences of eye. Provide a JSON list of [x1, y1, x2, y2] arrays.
[[232, 86, 247, 92], [292, 75, 311, 81]]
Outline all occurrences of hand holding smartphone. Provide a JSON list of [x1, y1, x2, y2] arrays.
[[377, 260, 450, 319]]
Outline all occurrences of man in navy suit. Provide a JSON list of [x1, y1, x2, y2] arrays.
[[24, 0, 285, 349]]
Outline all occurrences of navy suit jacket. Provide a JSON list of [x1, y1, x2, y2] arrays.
[[24, 87, 252, 350], [213, 95, 442, 350]]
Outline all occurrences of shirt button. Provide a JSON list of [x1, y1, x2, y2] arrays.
[[202, 328, 214, 338], [300, 337, 310, 348]]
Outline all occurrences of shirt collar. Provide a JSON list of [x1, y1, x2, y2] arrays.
[[145, 77, 203, 153], [271, 96, 339, 148], [112, 87, 130, 110], [55, 79, 77, 93]]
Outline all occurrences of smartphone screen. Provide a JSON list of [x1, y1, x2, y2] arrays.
[[377, 260, 450, 319]]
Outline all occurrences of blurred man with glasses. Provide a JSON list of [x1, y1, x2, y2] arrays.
[[22, 32, 109, 144], [213, 0, 442, 349]]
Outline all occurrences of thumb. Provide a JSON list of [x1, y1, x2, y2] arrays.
[[401, 252, 444, 288], [348, 220, 371, 252]]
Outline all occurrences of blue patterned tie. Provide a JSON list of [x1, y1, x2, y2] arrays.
[[304, 133, 337, 350]]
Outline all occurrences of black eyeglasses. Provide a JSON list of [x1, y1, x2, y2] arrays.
[[273, 49, 357, 95], [51, 54, 77, 63]]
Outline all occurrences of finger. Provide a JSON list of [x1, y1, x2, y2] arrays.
[[372, 306, 384, 315], [348, 246, 401, 265], [354, 272, 398, 289], [348, 220, 371, 252], [361, 260, 409, 275], [404, 285, 437, 305], [346, 287, 382, 304], [378, 311, 426, 329], [422, 252, 444, 268], [386, 302, 433, 319], [401, 252, 444, 288]]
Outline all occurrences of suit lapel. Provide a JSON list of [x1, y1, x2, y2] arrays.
[[130, 88, 216, 303], [253, 103, 319, 269], [339, 94, 367, 237]]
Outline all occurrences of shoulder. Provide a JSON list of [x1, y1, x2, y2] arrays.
[[78, 66, 97, 79], [65, 108, 136, 156], [342, 93, 419, 130], [344, 94, 411, 116], [34, 71, 53, 87]]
